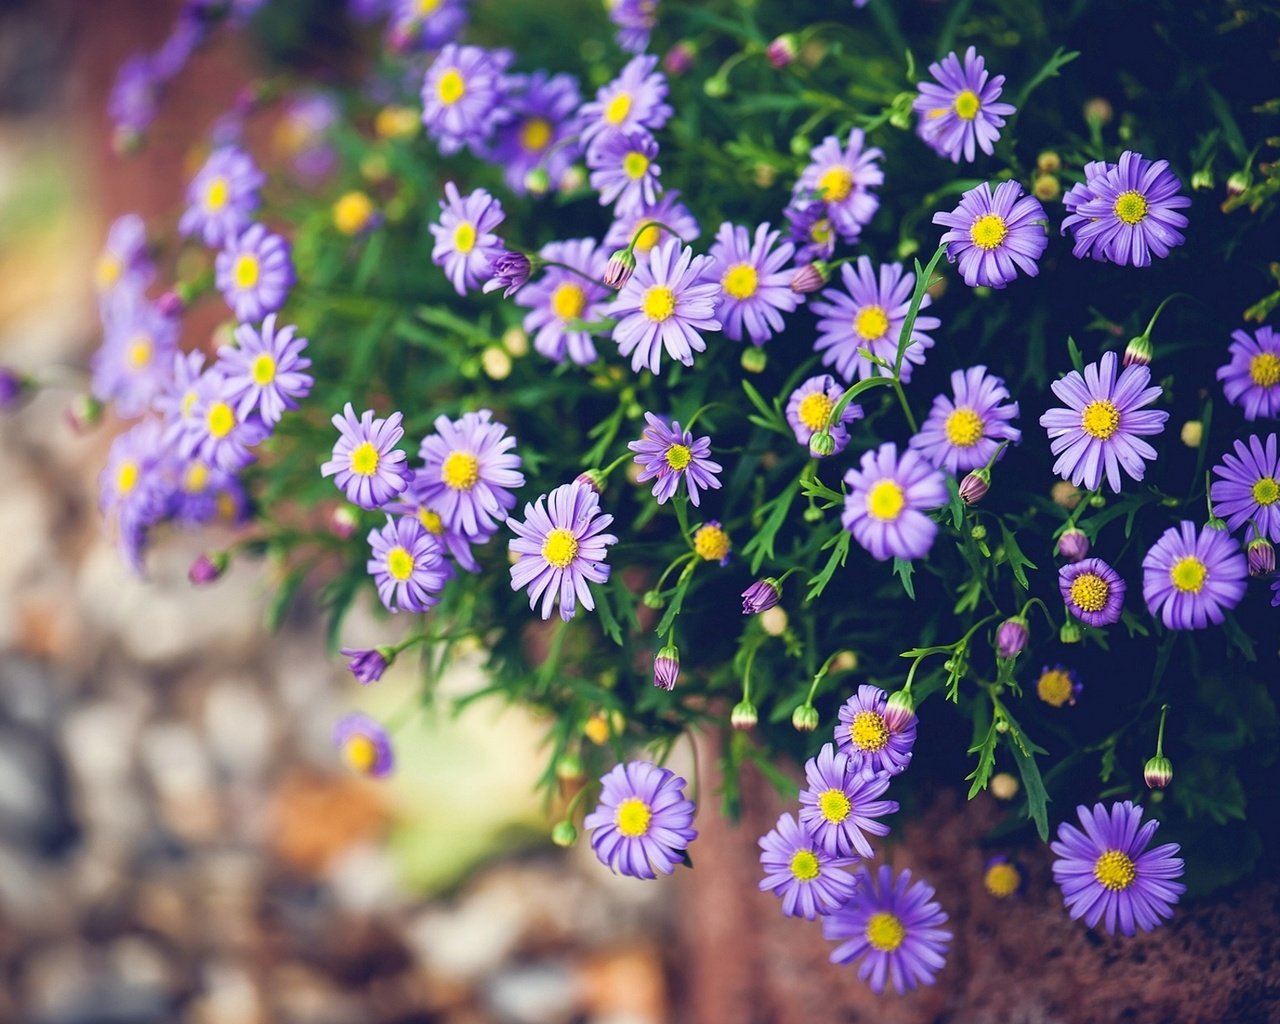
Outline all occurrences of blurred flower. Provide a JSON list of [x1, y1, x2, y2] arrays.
[[215, 224, 295, 322], [482, 251, 533, 297], [92, 289, 178, 418], [332, 191, 379, 235], [605, 189, 701, 259], [576, 55, 672, 157], [983, 855, 1022, 898], [340, 646, 392, 685], [216, 314, 314, 427], [179, 146, 264, 247], [1057, 527, 1089, 562], [517, 238, 611, 364], [584, 761, 697, 878], [794, 129, 884, 244], [489, 71, 582, 193], [188, 551, 228, 585], [334, 712, 395, 777], [692, 520, 732, 564], [1036, 664, 1082, 707], [420, 44, 514, 156], [430, 182, 507, 296], [608, 0, 658, 54], [588, 130, 662, 213]]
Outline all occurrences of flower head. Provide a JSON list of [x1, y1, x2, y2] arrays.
[[367, 514, 450, 613], [390, 0, 467, 51], [608, 0, 658, 54], [1218, 326, 1280, 422], [627, 412, 722, 506], [1210, 433, 1280, 541], [842, 443, 948, 562], [1142, 520, 1248, 630], [215, 224, 294, 322], [583, 761, 697, 879], [216, 314, 313, 427], [692, 520, 731, 564], [983, 855, 1022, 898], [1036, 664, 1082, 707], [933, 180, 1048, 288], [182, 374, 269, 472], [785, 201, 837, 264], [576, 55, 672, 156], [95, 214, 153, 301], [430, 182, 507, 296], [420, 44, 513, 156], [179, 145, 264, 247], [1059, 557, 1127, 627], [321, 403, 412, 510], [488, 71, 582, 193], [798, 743, 898, 859], [835, 684, 917, 779], [1063, 151, 1190, 267], [604, 189, 701, 260], [910, 366, 1021, 474], [705, 221, 800, 346], [417, 409, 525, 540], [794, 130, 884, 244], [758, 812, 858, 920], [516, 238, 611, 365], [99, 417, 172, 572], [786, 374, 863, 458], [334, 713, 394, 778], [92, 289, 179, 418], [482, 251, 532, 298], [588, 130, 662, 214], [913, 47, 1016, 163], [392, 470, 483, 573]]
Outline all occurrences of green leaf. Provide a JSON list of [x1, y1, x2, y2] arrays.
[[1066, 335, 1085, 374], [1007, 731, 1051, 841], [892, 557, 916, 599], [594, 583, 624, 647], [965, 720, 998, 798], [998, 523, 1038, 590], [1221, 611, 1257, 662], [892, 244, 947, 376], [1014, 47, 1080, 110], [806, 531, 852, 603]]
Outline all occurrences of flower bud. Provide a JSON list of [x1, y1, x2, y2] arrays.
[[574, 469, 605, 495], [741, 578, 782, 615], [789, 261, 829, 294], [730, 699, 758, 730], [555, 752, 583, 782], [0, 367, 30, 409], [760, 606, 788, 636], [740, 346, 768, 373], [653, 644, 680, 691], [1123, 333, 1153, 368], [330, 504, 360, 540], [1083, 96, 1113, 126], [551, 820, 578, 847], [995, 616, 1029, 659], [1051, 480, 1083, 509], [1248, 536, 1275, 576], [792, 704, 819, 732], [1036, 151, 1062, 174], [1059, 619, 1083, 645], [990, 772, 1020, 800], [884, 690, 915, 732], [188, 551, 228, 585], [766, 34, 798, 69], [1143, 755, 1174, 790], [583, 713, 611, 745], [1180, 420, 1203, 448], [1056, 527, 1089, 562], [1226, 170, 1251, 197], [703, 76, 729, 99], [155, 290, 184, 318], [663, 41, 696, 77], [1190, 168, 1214, 191], [340, 645, 393, 685], [959, 468, 990, 505], [603, 248, 637, 289], [808, 431, 836, 458], [1032, 174, 1061, 202], [482, 251, 533, 297], [1206, 514, 1230, 531], [642, 589, 665, 609], [789, 135, 811, 158], [66, 393, 103, 433], [524, 166, 551, 195]]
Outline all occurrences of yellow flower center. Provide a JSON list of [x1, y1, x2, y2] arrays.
[[797, 391, 834, 432], [207, 401, 236, 439], [817, 166, 854, 203], [1037, 669, 1074, 707], [251, 352, 276, 386], [969, 213, 1008, 251], [1080, 399, 1120, 440], [233, 254, 259, 289], [865, 912, 906, 952], [633, 223, 661, 253], [810, 218, 833, 245], [665, 444, 692, 470], [183, 461, 210, 493], [641, 285, 677, 322], [126, 335, 153, 369], [818, 788, 851, 824], [417, 0, 440, 14], [333, 191, 375, 235], [95, 254, 122, 292], [1070, 573, 1110, 613], [343, 734, 378, 773], [519, 117, 553, 152], [350, 441, 380, 476], [551, 282, 588, 321], [205, 176, 229, 211], [622, 151, 650, 179], [789, 850, 820, 881], [542, 527, 579, 568], [604, 91, 632, 125], [865, 479, 905, 522], [417, 507, 445, 534], [386, 545, 415, 581], [615, 796, 652, 837], [1093, 849, 1137, 891], [850, 710, 889, 752], [441, 450, 480, 490], [1170, 556, 1207, 593], [722, 263, 759, 300], [953, 89, 981, 120], [1250, 352, 1280, 388], [116, 461, 139, 495], [453, 220, 476, 254], [1253, 476, 1280, 505], [984, 862, 1021, 897], [945, 407, 984, 447], [693, 524, 731, 562], [853, 305, 889, 342], [436, 68, 466, 105], [1113, 190, 1148, 225]]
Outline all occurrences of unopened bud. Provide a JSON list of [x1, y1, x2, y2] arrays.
[[653, 644, 680, 691], [330, 504, 360, 540], [884, 690, 915, 732], [1226, 170, 1251, 197], [1036, 151, 1062, 174], [1180, 420, 1203, 448], [809, 431, 836, 458], [990, 772, 1020, 800], [66, 393, 103, 433], [766, 34, 798, 69], [792, 704, 819, 732], [995, 616, 1029, 659], [603, 248, 637, 289], [188, 551, 228, 585], [789, 135, 811, 158], [1032, 174, 1061, 202], [551, 821, 578, 847], [1083, 97, 1113, 126], [1191, 168, 1214, 191], [574, 469, 605, 495], [642, 589, 665, 609], [554, 752, 584, 782], [1057, 527, 1089, 562], [1206, 514, 1230, 532], [741, 578, 782, 615], [730, 699, 758, 730], [663, 41, 696, 77], [703, 76, 729, 99], [156, 290, 184, 318], [959, 468, 990, 505], [1123, 334, 1153, 368], [1143, 755, 1174, 790], [524, 166, 551, 195], [741, 346, 768, 373], [1248, 536, 1275, 576], [1059, 619, 1083, 644], [789, 261, 829, 294]]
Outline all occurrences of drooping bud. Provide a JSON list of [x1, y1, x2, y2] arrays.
[[653, 644, 680, 691], [1123, 333, 1153, 368], [554, 752, 584, 783], [808, 431, 836, 458], [574, 469, 605, 495], [741, 578, 782, 615], [1057, 527, 1089, 562], [1059, 619, 1083, 645], [1226, 170, 1251, 197], [730, 699, 758, 730], [330, 504, 360, 540], [482, 251, 533, 297], [1083, 96, 1113, 126], [663, 41, 697, 77], [603, 248, 637, 289], [1143, 755, 1174, 790], [766, 34, 798, 69], [959, 468, 990, 505], [1248, 536, 1276, 576], [792, 704, 819, 732], [995, 616, 1029, 659], [340, 645, 394, 685], [155, 290, 184, 318], [1190, 168, 1214, 191], [789, 261, 829, 294], [884, 690, 915, 732], [66, 393, 103, 433], [188, 551, 228, 585], [551, 821, 579, 847], [524, 166, 551, 195], [740, 346, 768, 373], [642, 590, 665, 609], [1206, 514, 1230, 532]]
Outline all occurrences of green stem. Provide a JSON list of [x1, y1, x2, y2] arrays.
[[890, 376, 919, 433], [628, 219, 690, 251], [1155, 703, 1170, 757], [1140, 293, 1193, 340], [684, 401, 729, 432]]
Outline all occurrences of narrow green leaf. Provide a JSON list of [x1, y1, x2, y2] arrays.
[[892, 557, 916, 599]]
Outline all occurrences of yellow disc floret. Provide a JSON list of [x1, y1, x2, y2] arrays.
[[1253, 476, 1280, 505], [722, 263, 759, 300], [664, 444, 692, 471], [622, 151, 650, 179], [865, 912, 906, 952], [817, 166, 854, 203], [853, 305, 890, 342], [693, 523, 731, 562], [1170, 556, 1207, 593], [205, 176, 229, 211], [944, 407, 984, 447], [604, 92, 632, 125], [333, 191, 376, 235], [233, 254, 260, 290], [350, 441, 380, 476], [343, 734, 378, 773], [519, 117, 552, 152], [1036, 668, 1075, 707], [1069, 573, 1110, 613], [127, 335, 153, 370], [417, 508, 444, 534], [984, 861, 1021, 898], [789, 850, 820, 881], [1113, 190, 1148, 225], [116, 461, 140, 495], [615, 796, 652, 837], [1250, 352, 1280, 388], [386, 546, 415, 581], [251, 353, 276, 386], [542, 527, 579, 569], [436, 68, 466, 105], [818, 789, 852, 824], [1080, 399, 1121, 440], [1093, 849, 1137, 891], [551, 283, 587, 321], [798, 391, 834, 432], [850, 710, 889, 752], [866, 479, 906, 522], [441, 450, 480, 491], [953, 89, 981, 120], [969, 213, 1008, 251], [207, 402, 236, 439], [453, 221, 477, 254], [641, 285, 677, 322]]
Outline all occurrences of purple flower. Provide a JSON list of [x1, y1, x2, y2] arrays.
[[417, 409, 525, 540], [608, 239, 722, 374], [216, 314, 313, 427], [1057, 527, 1090, 562], [604, 189, 701, 257], [1051, 801, 1185, 935], [811, 257, 941, 384], [488, 71, 582, 194], [934, 180, 1048, 288], [1060, 159, 1114, 261], [321, 403, 412, 510], [577, 55, 672, 156], [1039, 350, 1168, 493], [393, 471, 482, 573], [108, 55, 159, 142], [188, 551, 227, 586], [794, 130, 884, 244], [758, 812, 859, 920], [215, 224, 294, 322], [588, 130, 662, 214], [785, 374, 863, 457], [99, 417, 172, 572], [608, 0, 658, 54], [653, 644, 680, 690], [92, 289, 179, 418], [785, 201, 837, 264], [420, 44, 513, 156], [390, 0, 467, 50], [0, 368, 26, 409], [1210, 433, 1280, 541], [842, 443, 948, 562], [705, 222, 799, 346], [583, 761, 697, 879], [508, 482, 618, 621], [1142, 521, 1248, 630], [741, 578, 781, 615], [627, 412, 722, 506], [429, 182, 507, 296], [341, 647, 390, 685], [95, 214, 152, 300], [995, 616, 1029, 658], [178, 146, 264, 248], [334, 713, 395, 778], [182, 376, 269, 472], [1065, 151, 1190, 267], [909, 365, 1021, 473], [913, 47, 1016, 163], [798, 743, 898, 859], [1217, 326, 1280, 422], [482, 251, 532, 297], [1059, 557, 1127, 627], [1037, 664, 1083, 707], [823, 866, 952, 994], [692, 520, 732, 565], [835, 684, 917, 779], [516, 238, 612, 365], [367, 514, 450, 613]]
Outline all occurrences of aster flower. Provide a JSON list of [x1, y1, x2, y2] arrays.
[[1059, 557, 1127, 627], [842, 443, 948, 562], [1218, 326, 1280, 422], [823, 866, 952, 994], [390, 0, 467, 50], [341, 647, 390, 685], [182, 377, 269, 473], [108, 55, 159, 143], [417, 409, 525, 540], [758, 812, 859, 920], [321, 403, 412, 510], [692, 520, 731, 564], [583, 761, 697, 879], [508, 482, 618, 621], [983, 856, 1023, 898], [1142, 521, 1248, 630], [99, 417, 173, 572], [92, 290, 179, 418], [811, 257, 941, 384], [704, 221, 800, 346], [488, 71, 582, 194], [420, 44, 513, 156], [482, 252, 532, 297], [798, 743, 898, 859], [215, 224, 294, 323], [1039, 351, 1168, 493], [333, 713, 395, 778], [1065, 151, 1190, 267], [367, 515, 450, 613], [909, 366, 1021, 473], [653, 644, 680, 690], [1036, 664, 1082, 707], [576, 55, 672, 156], [155, 351, 221, 447], [1051, 801, 1185, 935], [785, 201, 837, 264], [171, 457, 244, 527], [604, 189, 701, 258], [835, 684, 917, 779], [785, 374, 863, 457], [627, 412, 722, 506], [95, 214, 152, 300], [609, 238, 722, 374], [1210, 433, 1280, 541], [588, 130, 662, 213], [516, 238, 612, 365], [429, 182, 507, 296], [393, 471, 482, 573], [216, 314, 313, 427], [794, 130, 884, 244], [1060, 159, 1115, 261], [608, 0, 657, 54], [276, 91, 339, 181], [913, 47, 1016, 163], [178, 145, 264, 248], [934, 180, 1048, 288], [741, 578, 781, 614]]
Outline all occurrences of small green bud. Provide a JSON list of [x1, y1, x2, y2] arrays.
[[741, 346, 768, 373], [731, 699, 758, 730], [1143, 755, 1173, 790], [789, 135, 811, 158], [792, 704, 820, 732], [642, 590, 665, 609], [808, 431, 836, 458], [1059, 619, 1083, 644], [551, 821, 578, 847]]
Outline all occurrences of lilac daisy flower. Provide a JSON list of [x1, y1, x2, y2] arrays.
[[609, 239, 722, 374], [183, 377, 269, 473], [1142, 521, 1248, 630], [429, 182, 506, 296], [367, 514, 450, 613], [1210, 433, 1280, 541], [794, 130, 884, 244], [178, 145, 264, 248], [276, 91, 340, 181], [785, 201, 837, 264], [1217, 325, 1280, 422], [156, 352, 221, 447], [823, 866, 952, 994], [508, 482, 618, 621], [1066, 151, 1190, 267], [627, 412, 722, 506], [393, 471, 482, 573], [584, 761, 697, 879], [1060, 159, 1115, 261], [321, 403, 412, 510], [215, 224, 294, 322], [1039, 350, 1168, 493], [216, 314, 313, 427], [811, 257, 941, 384], [604, 189, 701, 258], [108, 55, 159, 143], [95, 214, 152, 300], [934, 180, 1048, 288], [334, 713, 395, 778], [798, 743, 898, 859], [99, 418, 172, 572], [171, 457, 244, 527], [577, 54, 673, 155], [785, 374, 863, 457], [417, 410, 525, 540], [1051, 801, 1185, 936], [390, 0, 467, 50], [488, 71, 582, 194], [608, 0, 658, 54], [92, 290, 179, 418], [842, 443, 948, 562], [835, 684, 917, 779], [909, 365, 1021, 473], [1059, 557, 1127, 627], [516, 238, 611, 365], [588, 130, 661, 214], [705, 221, 799, 346], [420, 44, 513, 156], [912, 47, 1016, 163], [758, 812, 859, 920]]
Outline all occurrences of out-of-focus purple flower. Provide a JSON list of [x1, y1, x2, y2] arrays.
[[842, 443, 948, 562], [188, 551, 228, 585], [321, 403, 412, 510], [108, 55, 160, 144], [341, 646, 391, 686], [429, 182, 507, 296], [663, 41, 695, 76], [334, 713, 395, 777], [588, 130, 662, 214], [1142, 521, 1248, 630], [420, 44, 514, 156], [389, 0, 467, 50], [182, 375, 269, 472], [516, 238, 611, 365], [577, 54, 672, 156], [910, 365, 1020, 473], [0, 367, 28, 409], [912, 47, 1015, 163], [1037, 664, 1082, 707], [785, 374, 863, 458], [99, 417, 172, 572], [178, 145, 264, 247], [604, 189, 701, 258], [766, 34, 798, 69], [793, 130, 884, 244], [488, 71, 582, 194], [92, 289, 179, 418], [608, 0, 658, 54], [1217, 326, 1280, 422], [785, 201, 837, 264], [705, 221, 799, 346], [627, 411, 722, 506], [276, 91, 340, 181], [933, 180, 1048, 288], [95, 214, 153, 301], [215, 224, 294, 322]]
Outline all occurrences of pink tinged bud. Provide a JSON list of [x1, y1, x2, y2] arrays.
[[1123, 334, 1152, 368], [884, 690, 915, 732], [741, 578, 782, 614], [1248, 537, 1275, 577], [603, 248, 637, 290], [663, 41, 696, 77], [1226, 171, 1250, 197], [792, 704, 819, 732], [653, 644, 680, 691], [66, 393, 103, 433], [330, 505, 360, 540], [1056, 527, 1089, 562], [959, 468, 990, 504], [574, 469, 605, 495], [995, 616, 1029, 659], [730, 700, 758, 730], [1143, 755, 1173, 789], [789, 261, 829, 294], [482, 251, 533, 297], [766, 34, 798, 69], [155, 290, 185, 318], [188, 551, 228, 585]]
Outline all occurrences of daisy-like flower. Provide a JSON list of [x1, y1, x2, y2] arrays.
[[842, 443, 948, 562], [1210, 433, 1280, 541], [823, 866, 952, 994], [912, 47, 1016, 163], [785, 374, 864, 458], [516, 238, 611, 365], [1060, 159, 1114, 261], [100, 417, 173, 572], [216, 314, 313, 427], [95, 214, 152, 301], [1039, 350, 1168, 493], [627, 411, 722, 506], [835, 684, 917, 779], [215, 224, 294, 323], [758, 812, 859, 920], [508, 481, 618, 621], [429, 182, 507, 296], [692, 520, 731, 564], [420, 44, 513, 156], [417, 409, 525, 540], [793, 130, 884, 244], [588, 130, 661, 213], [182, 376, 269, 473], [333, 713, 395, 778], [276, 91, 340, 182], [390, 0, 467, 51], [108, 55, 159, 145], [1142, 521, 1248, 630], [909, 366, 1021, 473], [1050, 801, 1185, 936], [798, 743, 898, 859], [1036, 664, 1083, 707], [178, 145, 264, 248], [488, 71, 582, 194], [608, 0, 658, 54], [609, 238, 722, 374], [811, 258, 941, 384], [934, 180, 1048, 288], [321, 403, 412, 510], [1059, 557, 1127, 627], [393, 471, 482, 573], [92, 290, 179, 418], [983, 856, 1023, 898], [367, 514, 450, 613], [1218, 325, 1280, 422], [1064, 151, 1190, 267], [785, 201, 837, 264], [584, 761, 697, 879], [155, 352, 222, 447], [704, 221, 799, 346], [576, 54, 672, 156], [171, 457, 244, 527], [604, 189, 701, 258]]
